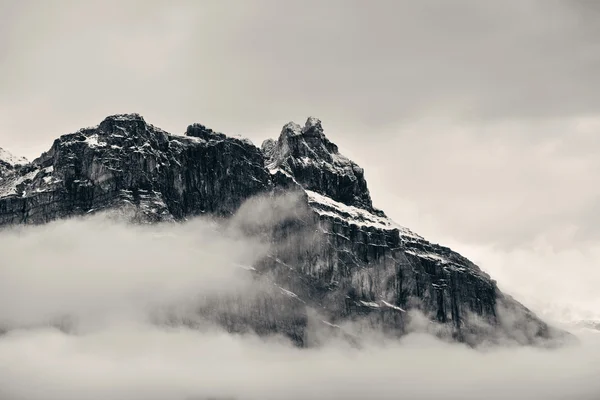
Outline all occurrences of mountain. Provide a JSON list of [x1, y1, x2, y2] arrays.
[[0, 114, 569, 346], [0, 147, 27, 167], [0, 147, 28, 183]]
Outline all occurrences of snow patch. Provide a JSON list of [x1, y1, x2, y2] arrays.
[[321, 320, 341, 329], [0, 168, 40, 197], [277, 286, 300, 299], [381, 300, 406, 312], [405, 249, 450, 264], [84, 134, 106, 148], [360, 301, 380, 308], [305, 190, 422, 239]]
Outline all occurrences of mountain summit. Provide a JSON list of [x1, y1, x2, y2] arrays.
[[262, 117, 378, 214], [0, 114, 569, 346]]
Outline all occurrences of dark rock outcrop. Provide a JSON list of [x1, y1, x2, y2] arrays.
[[0, 114, 269, 225], [262, 117, 378, 213], [0, 114, 569, 347]]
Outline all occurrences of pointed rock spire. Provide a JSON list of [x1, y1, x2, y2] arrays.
[[263, 117, 379, 214], [98, 113, 148, 136]]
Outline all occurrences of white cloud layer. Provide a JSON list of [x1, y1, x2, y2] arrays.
[[0, 214, 598, 400]]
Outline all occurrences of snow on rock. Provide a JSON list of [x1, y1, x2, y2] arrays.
[[405, 249, 450, 264], [84, 134, 106, 148], [321, 320, 341, 329], [358, 300, 406, 312], [306, 189, 422, 239], [381, 300, 406, 312], [277, 286, 302, 300], [0, 147, 28, 166], [0, 163, 63, 198], [0, 167, 39, 197], [360, 300, 380, 308]]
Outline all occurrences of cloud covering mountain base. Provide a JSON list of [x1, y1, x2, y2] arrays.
[[0, 212, 598, 400]]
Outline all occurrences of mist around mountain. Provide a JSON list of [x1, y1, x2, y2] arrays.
[[0, 209, 598, 400], [0, 114, 598, 399]]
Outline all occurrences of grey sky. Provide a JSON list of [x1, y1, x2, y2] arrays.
[[1, 0, 600, 257]]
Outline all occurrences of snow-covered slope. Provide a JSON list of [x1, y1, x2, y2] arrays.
[[305, 189, 422, 239]]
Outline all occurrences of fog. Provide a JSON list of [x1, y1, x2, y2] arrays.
[[1, 324, 599, 400], [0, 216, 265, 330], [0, 199, 598, 400]]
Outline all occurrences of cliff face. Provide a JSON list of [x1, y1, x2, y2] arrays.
[[262, 117, 376, 213], [0, 114, 566, 346], [0, 115, 269, 225]]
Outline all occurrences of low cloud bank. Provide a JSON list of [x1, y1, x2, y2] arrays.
[[0, 324, 598, 400], [0, 216, 264, 331], [0, 198, 598, 400]]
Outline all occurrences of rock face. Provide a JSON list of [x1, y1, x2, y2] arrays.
[[262, 117, 377, 213], [0, 114, 269, 225], [0, 114, 567, 346]]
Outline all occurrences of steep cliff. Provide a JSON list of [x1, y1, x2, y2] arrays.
[[0, 114, 269, 225], [0, 114, 567, 346]]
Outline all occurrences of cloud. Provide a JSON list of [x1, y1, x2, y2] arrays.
[[0, 214, 265, 330], [0, 196, 598, 400], [0, 321, 599, 400]]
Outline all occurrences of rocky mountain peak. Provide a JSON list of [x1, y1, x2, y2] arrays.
[[98, 113, 148, 135], [185, 123, 227, 141], [302, 116, 324, 135], [101, 113, 145, 122], [276, 117, 337, 155], [263, 117, 377, 213], [0, 147, 28, 168], [281, 121, 303, 137]]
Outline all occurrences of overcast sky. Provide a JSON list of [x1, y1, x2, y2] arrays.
[[1, 0, 599, 318]]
